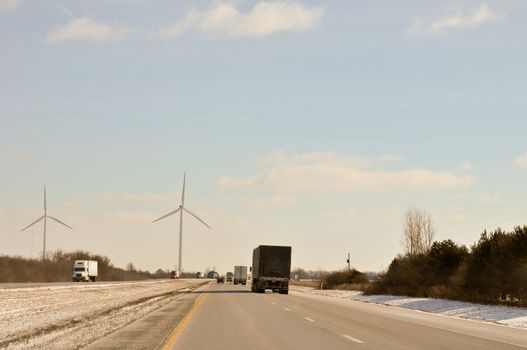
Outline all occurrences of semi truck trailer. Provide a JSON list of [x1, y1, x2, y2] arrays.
[[233, 265, 248, 285], [251, 245, 291, 294], [72, 260, 98, 282]]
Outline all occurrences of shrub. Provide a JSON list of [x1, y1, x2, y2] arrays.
[[367, 227, 527, 306], [0, 250, 164, 282], [321, 269, 368, 290]]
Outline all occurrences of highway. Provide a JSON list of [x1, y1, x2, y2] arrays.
[[165, 283, 527, 350]]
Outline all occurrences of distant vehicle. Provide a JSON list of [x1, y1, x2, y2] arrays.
[[217, 276, 225, 283], [207, 271, 219, 279], [233, 266, 248, 285], [72, 260, 98, 282], [226, 272, 234, 283], [251, 245, 291, 294], [170, 271, 178, 279], [196, 272, 202, 279]]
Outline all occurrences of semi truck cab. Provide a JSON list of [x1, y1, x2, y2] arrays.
[[72, 260, 98, 282]]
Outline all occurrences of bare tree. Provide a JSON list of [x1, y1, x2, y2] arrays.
[[51, 249, 66, 262], [126, 262, 135, 272], [402, 208, 436, 255]]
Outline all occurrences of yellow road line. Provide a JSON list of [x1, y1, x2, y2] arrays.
[[161, 286, 210, 350]]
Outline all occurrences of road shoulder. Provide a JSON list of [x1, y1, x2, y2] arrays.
[[85, 284, 210, 350]]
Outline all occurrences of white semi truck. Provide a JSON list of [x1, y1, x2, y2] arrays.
[[72, 260, 98, 282], [233, 265, 248, 285]]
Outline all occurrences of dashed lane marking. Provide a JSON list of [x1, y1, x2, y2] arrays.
[[342, 334, 364, 344], [304, 317, 315, 322]]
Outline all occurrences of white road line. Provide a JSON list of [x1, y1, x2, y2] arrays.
[[342, 335, 364, 344], [284, 307, 291, 311], [304, 317, 315, 322]]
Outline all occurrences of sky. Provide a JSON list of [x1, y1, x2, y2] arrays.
[[1, 0, 527, 274]]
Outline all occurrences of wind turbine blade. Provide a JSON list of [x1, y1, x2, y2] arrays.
[[44, 186, 47, 213], [181, 173, 186, 206], [47, 215, 73, 230], [183, 207, 211, 229], [21, 216, 45, 232], [152, 207, 181, 223]]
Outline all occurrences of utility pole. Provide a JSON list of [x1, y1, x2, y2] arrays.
[[347, 252, 351, 272]]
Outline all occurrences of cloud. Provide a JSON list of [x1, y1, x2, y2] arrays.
[[328, 209, 355, 220], [234, 195, 298, 208], [99, 193, 118, 203], [44, 2, 324, 44], [64, 196, 84, 208], [67, 192, 176, 206], [409, 3, 504, 35], [435, 206, 471, 226], [221, 217, 252, 226], [459, 160, 475, 171], [515, 153, 527, 168], [218, 151, 474, 193], [329, 207, 401, 221], [477, 193, 504, 205], [112, 210, 157, 223], [257, 150, 403, 167], [0, 0, 19, 11], [123, 193, 165, 202], [155, 1, 325, 39], [48, 2, 74, 19], [46, 16, 133, 44]]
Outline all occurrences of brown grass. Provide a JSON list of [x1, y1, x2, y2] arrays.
[[0, 250, 166, 282], [289, 279, 320, 288]]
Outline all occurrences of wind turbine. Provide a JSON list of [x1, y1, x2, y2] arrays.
[[152, 173, 211, 277], [21, 186, 73, 260]]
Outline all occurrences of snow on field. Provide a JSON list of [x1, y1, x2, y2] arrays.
[[291, 286, 527, 329], [0, 279, 207, 350]]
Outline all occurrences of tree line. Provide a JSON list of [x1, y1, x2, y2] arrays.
[[292, 209, 527, 306], [0, 249, 169, 282], [368, 209, 527, 306]]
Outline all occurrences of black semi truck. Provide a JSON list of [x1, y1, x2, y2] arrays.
[[251, 245, 291, 294]]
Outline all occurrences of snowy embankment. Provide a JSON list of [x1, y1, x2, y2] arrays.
[[0, 279, 207, 350], [291, 286, 527, 329]]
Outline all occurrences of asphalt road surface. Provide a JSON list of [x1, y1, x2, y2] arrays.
[[166, 283, 527, 350]]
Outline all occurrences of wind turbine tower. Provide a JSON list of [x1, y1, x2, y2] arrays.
[[152, 173, 211, 277], [21, 186, 73, 260]]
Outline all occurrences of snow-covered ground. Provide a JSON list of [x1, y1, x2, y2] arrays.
[[0, 279, 207, 349], [291, 286, 527, 329]]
